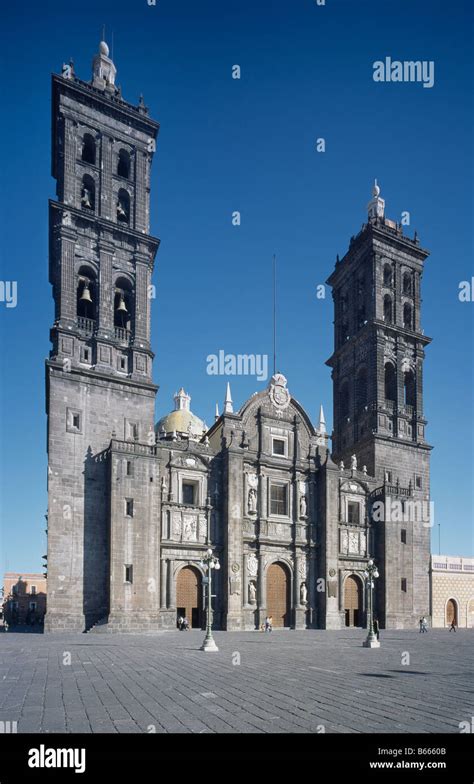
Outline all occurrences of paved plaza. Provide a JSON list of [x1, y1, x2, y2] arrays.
[[0, 629, 472, 734]]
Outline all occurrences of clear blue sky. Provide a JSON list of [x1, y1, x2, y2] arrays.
[[0, 0, 473, 574]]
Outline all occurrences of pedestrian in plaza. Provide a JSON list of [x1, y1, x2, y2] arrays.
[[449, 618, 457, 632], [183, 617, 190, 631], [373, 617, 380, 640], [421, 616, 428, 633], [264, 616, 270, 632], [268, 616, 273, 632], [177, 615, 184, 631]]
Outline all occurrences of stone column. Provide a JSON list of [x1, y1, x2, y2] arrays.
[[58, 227, 77, 328], [243, 553, 250, 607], [133, 257, 149, 346], [101, 136, 114, 221], [160, 559, 167, 609], [257, 551, 266, 628], [97, 240, 114, 338], [294, 552, 306, 629], [224, 449, 244, 630], [168, 559, 176, 609]]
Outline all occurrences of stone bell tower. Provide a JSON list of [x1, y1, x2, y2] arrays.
[[45, 41, 160, 631], [326, 182, 432, 628]]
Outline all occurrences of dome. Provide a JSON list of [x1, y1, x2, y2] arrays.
[[155, 388, 207, 441], [99, 41, 109, 56]]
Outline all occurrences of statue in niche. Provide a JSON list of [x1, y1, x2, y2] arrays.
[[248, 487, 257, 514], [351, 454, 357, 471], [339, 460, 344, 471], [81, 187, 92, 208], [300, 582, 308, 605], [299, 495, 307, 518], [117, 198, 127, 220], [249, 581, 257, 605]]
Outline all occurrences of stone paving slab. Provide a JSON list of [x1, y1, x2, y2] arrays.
[[0, 629, 472, 734]]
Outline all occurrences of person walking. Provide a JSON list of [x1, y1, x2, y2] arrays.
[[183, 617, 190, 631], [419, 617, 423, 633], [449, 618, 457, 632], [373, 617, 380, 641], [177, 615, 184, 631], [264, 616, 270, 633], [421, 616, 428, 633], [268, 616, 273, 633]]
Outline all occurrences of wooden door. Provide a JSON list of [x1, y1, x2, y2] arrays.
[[344, 575, 362, 627], [176, 566, 202, 628], [267, 562, 290, 627], [446, 598, 457, 626]]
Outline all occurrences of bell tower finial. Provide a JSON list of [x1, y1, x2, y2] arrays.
[[92, 37, 117, 91], [367, 178, 385, 221]]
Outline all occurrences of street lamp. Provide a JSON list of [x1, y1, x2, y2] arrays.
[[200, 548, 220, 652], [363, 558, 380, 648]]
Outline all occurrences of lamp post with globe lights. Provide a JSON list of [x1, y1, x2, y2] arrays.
[[363, 558, 380, 648], [200, 548, 220, 652]]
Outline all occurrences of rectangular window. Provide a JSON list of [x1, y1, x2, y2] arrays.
[[401, 529, 407, 544], [120, 357, 126, 370], [385, 470, 392, 483], [401, 578, 407, 592], [29, 602, 37, 611], [270, 483, 288, 516], [347, 501, 360, 524], [30, 585, 37, 595], [126, 461, 133, 477], [125, 565, 133, 584], [272, 438, 286, 456], [182, 482, 195, 505], [415, 475, 422, 489], [125, 499, 134, 517]]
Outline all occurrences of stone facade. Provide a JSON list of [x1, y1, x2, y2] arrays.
[[430, 556, 474, 628], [2, 573, 47, 625], [45, 46, 437, 634]]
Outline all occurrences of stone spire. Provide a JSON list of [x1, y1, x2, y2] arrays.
[[367, 179, 385, 221], [92, 40, 117, 91], [224, 382, 233, 414], [318, 405, 326, 434]]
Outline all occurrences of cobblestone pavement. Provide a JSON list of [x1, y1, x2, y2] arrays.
[[0, 629, 472, 734]]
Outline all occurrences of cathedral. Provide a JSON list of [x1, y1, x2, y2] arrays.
[[45, 42, 432, 633]]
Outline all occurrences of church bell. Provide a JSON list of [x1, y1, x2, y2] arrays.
[[80, 283, 92, 303], [116, 294, 127, 313]]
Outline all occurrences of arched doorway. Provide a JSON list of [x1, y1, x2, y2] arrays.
[[446, 598, 458, 627], [176, 566, 202, 628], [267, 562, 291, 627], [344, 575, 363, 627]]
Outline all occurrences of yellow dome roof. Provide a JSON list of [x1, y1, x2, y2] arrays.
[[155, 388, 206, 440]]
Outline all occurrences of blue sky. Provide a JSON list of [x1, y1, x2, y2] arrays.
[[0, 0, 473, 574]]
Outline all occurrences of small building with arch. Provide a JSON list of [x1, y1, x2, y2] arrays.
[[430, 555, 474, 628]]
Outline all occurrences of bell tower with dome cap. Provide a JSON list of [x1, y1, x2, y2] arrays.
[[326, 182, 432, 628], [45, 41, 160, 632]]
